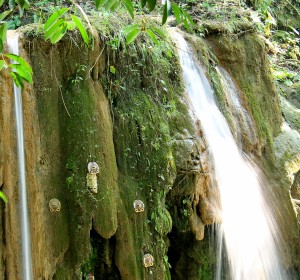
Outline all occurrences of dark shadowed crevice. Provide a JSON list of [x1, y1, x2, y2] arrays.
[[81, 228, 120, 280]]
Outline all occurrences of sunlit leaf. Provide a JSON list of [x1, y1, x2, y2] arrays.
[[151, 26, 166, 39], [44, 8, 69, 32], [45, 18, 65, 40], [126, 28, 140, 45], [0, 10, 11, 21], [183, 10, 196, 27], [95, 0, 107, 9], [50, 23, 68, 44], [182, 17, 190, 32], [0, 22, 7, 53], [0, 0, 3, 8], [0, 60, 5, 71], [147, 0, 156, 12], [122, 0, 134, 19], [0, 191, 7, 203], [5, 53, 32, 73], [140, 0, 146, 8], [9, 63, 32, 83], [105, 0, 118, 10], [123, 24, 140, 34], [171, 3, 181, 24], [162, 0, 170, 25], [111, 1, 120, 11], [10, 71, 24, 88], [66, 20, 76, 30], [16, 0, 30, 17], [146, 28, 158, 44], [71, 15, 89, 44]]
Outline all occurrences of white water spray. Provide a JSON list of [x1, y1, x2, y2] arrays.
[[7, 31, 33, 280], [173, 32, 288, 280]]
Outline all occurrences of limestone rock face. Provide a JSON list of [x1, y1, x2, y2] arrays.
[[0, 26, 300, 280], [291, 171, 300, 200]]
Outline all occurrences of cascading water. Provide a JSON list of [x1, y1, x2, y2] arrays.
[[7, 31, 33, 280], [173, 31, 288, 280]]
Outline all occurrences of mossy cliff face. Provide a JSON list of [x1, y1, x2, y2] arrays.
[[0, 25, 300, 279], [0, 27, 212, 279]]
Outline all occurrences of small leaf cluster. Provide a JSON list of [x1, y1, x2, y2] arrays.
[[44, 7, 89, 44], [0, 191, 7, 203]]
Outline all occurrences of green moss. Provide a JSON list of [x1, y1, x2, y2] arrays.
[[111, 32, 195, 278], [207, 33, 281, 161]]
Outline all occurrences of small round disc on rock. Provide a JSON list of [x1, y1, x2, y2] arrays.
[[143, 253, 154, 267], [87, 162, 100, 174], [49, 198, 61, 212], [133, 199, 145, 213]]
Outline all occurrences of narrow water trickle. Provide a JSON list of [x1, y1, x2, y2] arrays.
[[7, 31, 33, 280], [172, 31, 288, 280]]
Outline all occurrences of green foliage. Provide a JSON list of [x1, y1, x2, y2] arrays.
[[123, 19, 166, 45], [70, 63, 87, 85], [95, 0, 135, 18], [3, 53, 33, 88], [0, 191, 7, 203], [43, 6, 92, 44], [123, 24, 141, 44], [44, 8, 68, 43], [70, 15, 89, 44], [171, 3, 195, 32], [0, 22, 7, 52]]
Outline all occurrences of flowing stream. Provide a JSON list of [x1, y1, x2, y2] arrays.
[[173, 31, 288, 280], [7, 31, 33, 280]]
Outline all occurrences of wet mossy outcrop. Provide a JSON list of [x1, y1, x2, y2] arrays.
[[1, 11, 300, 280]]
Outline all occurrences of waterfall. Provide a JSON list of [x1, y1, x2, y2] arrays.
[[7, 31, 33, 280], [173, 31, 288, 280]]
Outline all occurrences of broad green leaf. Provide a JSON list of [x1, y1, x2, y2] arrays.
[[151, 26, 166, 39], [183, 10, 196, 27], [147, 0, 156, 12], [0, 191, 7, 203], [0, 0, 3, 8], [162, 0, 170, 25], [5, 54, 32, 73], [0, 60, 5, 71], [182, 17, 190, 32], [9, 63, 32, 83], [71, 15, 89, 44], [105, 0, 118, 10], [123, 24, 140, 34], [0, 10, 11, 21], [0, 22, 7, 42], [0, 38, 4, 53], [16, 0, 29, 9], [95, 0, 107, 9], [122, 0, 134, 19], [111, 2, 119, 11], [45, 18, 65, 40], [0, 22, 7, 53], [146, 29, 158, 45], [66, 21, 76, 30], [10, 71, 24, 89], [140, 0, 146, 8], [171, 3, 181, 24], [9, 0, 15, 9], [44, 8, 69, 32], [126, 28, 140, 45], [50, 23, 68, 44], [16, 0, 30, 17]]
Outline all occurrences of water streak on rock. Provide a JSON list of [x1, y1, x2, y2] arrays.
[[173, 30, 288, 280], [7, 31, 33, 280]]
